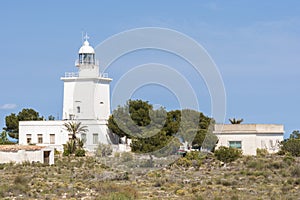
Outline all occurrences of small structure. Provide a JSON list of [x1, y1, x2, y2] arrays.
[[214, 124, 284, 155], [0, 145, 54, 165]]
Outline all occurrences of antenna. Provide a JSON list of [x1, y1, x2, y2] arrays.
[[84, 32, 89, 41]]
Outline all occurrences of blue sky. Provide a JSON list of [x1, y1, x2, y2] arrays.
[[0, 1, 299, 138]]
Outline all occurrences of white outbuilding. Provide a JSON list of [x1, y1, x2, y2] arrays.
[[214, 124, 284, 155], [0, 145, 54, 165]]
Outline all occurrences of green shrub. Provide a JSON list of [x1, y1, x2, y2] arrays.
[[247, 159, 266, 170], [54, 148, 60, 155], [175, 151, 203, 167], [280, 139, 300, 156], [185, 151, 201, 160], [63, 140, 76, 156], [291, 165, 300, 177], [176, 157, 192, 167], [0, 164, 5, 170], [75, 149, 86, 157], [121, 152, 133, 162], [214, 146, 242, 163], [256, 148, 268, 157], [283, 153, 295, 165], [63, 148, 70, 156], [14, 175, 28, 185], [268, 161, 285, 169], [95, 143, 113, 157]]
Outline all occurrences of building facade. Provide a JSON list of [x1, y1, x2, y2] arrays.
[[214, 124, 284, 155], [19, 36, 119, 151], [0, 145, 54, 165]]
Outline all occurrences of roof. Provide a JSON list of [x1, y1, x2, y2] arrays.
[[78, 40, 95, 54], [214, 124, 284, 134], [0, 145, 45, 152]]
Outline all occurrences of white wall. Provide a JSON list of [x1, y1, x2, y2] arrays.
[[62, 80, 76, 120], [61, 77, 111, 121], [19, 121, 68, 151], [19, 120, 117, 152], [0, 148, 54, 165], [214, 124, 284, 155]]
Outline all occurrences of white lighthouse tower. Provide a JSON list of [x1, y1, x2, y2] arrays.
[[61, 35, 112, 121], [19, 35, 118, 151]]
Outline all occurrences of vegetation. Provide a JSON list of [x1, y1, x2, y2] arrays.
[[256, 148, 269, 157], [95, 143, 113, 157], [229, 118, 244, 124], [4, 108, 44, 139], [0, 153, 299, 199], [279, 130, 300, 156], [48, 115, 55, 120], [107, 100, 217, 154], [214, 146, 242, 163], [0, 131, 12, 144], [63, 121, 87, 156]]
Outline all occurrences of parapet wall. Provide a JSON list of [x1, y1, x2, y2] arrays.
[[214, 124, 284, 134]]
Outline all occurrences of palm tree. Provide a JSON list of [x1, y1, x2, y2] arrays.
[[63, 121, 88, 140], [229, 118, 244, 124], [63, 121, 88, 156]]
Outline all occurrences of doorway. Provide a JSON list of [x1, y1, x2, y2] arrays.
[[43, 151, 50, 164]]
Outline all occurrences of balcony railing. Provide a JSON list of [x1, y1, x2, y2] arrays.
[[64, 72, 79, 78], [63, 72, 109, 78]]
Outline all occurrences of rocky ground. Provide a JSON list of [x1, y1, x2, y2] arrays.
[[0, 152, 299, 200]]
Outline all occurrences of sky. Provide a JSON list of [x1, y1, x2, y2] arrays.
[[0, 1, 299, 138]]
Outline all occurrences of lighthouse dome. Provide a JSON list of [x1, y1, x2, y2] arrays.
[[78, 40, 95, 54]]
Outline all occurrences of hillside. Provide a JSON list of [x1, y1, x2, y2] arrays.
[[0, 153, 299, 199]]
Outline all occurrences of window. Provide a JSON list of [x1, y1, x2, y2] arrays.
[[93, 133, 98, 144], [81, 133, 87, 143], [77, 106, 80, 113], [26, 134, 32, 144], [38, 134, 43, 144], [229, 141, 242, 149], [50, 134, 55, 144]]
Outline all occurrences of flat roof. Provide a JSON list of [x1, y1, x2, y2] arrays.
[[0, 145, 45, 152], [214, 124, 284, 134]]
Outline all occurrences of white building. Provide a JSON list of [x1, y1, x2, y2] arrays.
[[0, 145, 54, 165], [19, 36, 119, 151], [214, 124, 284, 155]]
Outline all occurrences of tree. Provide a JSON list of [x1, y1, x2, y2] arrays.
[[279, 130, 300, 156], [63, 121, 87, 140], [280, 139, 300, 157], [63, 121, 88, 156], [229, 118, 244, 124], [17, 108, 43, 121], [290, 130, 300, 139], [4, 113, 18, 139], [128, 99, 152, 126], [0, 131, 9, 144], [4, 108, 43, 139], [48, 115, 55, 120], [107, 100, 216, 154]]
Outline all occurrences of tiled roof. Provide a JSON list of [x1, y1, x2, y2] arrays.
[[0, 145, 45, 152]]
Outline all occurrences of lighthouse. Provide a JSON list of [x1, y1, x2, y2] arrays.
[[19, 35, 117, 151], [61, 34, 112, 121]]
